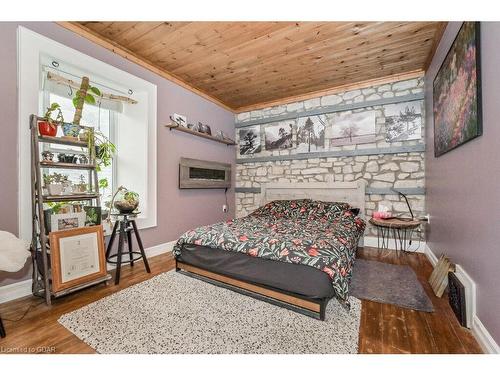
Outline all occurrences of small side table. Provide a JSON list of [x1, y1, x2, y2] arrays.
[[106, 212, 151, 285], [369, 217, 421, 253]]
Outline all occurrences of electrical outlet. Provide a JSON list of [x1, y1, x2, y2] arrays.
[[424, 214, 430, 224], [222, 204, 228, 213]]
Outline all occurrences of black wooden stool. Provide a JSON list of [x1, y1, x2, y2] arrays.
[[0, 315, 6, 338], [106, 212, 151, 285]]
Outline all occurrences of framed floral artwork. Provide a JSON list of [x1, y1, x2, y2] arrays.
[[433, 22, 482, 157]]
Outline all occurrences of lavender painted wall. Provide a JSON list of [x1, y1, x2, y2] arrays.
[[0, 22, 236, 287], [425, 22, 500, 345]]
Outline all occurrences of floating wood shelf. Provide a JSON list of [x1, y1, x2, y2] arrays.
[[165, 123, 236, 146], [40, 161, 96, 170]]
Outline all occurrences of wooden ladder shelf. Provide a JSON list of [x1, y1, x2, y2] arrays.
[[29, 114, 111, 306]]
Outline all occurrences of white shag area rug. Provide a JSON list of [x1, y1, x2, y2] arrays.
[[58, 271, 361, 354]]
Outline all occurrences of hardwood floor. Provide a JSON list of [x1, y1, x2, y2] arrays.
[[0, 247, 482, 354]]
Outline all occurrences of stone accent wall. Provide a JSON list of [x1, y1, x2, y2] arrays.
[[234, 77, 426, 238]]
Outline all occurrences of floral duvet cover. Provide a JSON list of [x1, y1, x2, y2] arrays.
[[173, 199, 366, 302]]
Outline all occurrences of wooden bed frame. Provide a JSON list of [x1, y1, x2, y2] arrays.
[[175, 181, 366, 320]]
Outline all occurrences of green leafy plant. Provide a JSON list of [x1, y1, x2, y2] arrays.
[[72, 76, 101, 125], [43, 172, 67, 185], [123, 190, 139, 202], [81, 128, 116, 171], [43, 102, 65, 125], [46, 202, 65, 214]]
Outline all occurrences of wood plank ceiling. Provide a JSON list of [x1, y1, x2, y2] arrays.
[[71, 22, 446, 112]]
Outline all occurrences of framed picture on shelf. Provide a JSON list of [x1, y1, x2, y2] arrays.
[[172, 113, 187, 127], [50, 212, 86, 232], [49, 225, 107, 293], [433, 22, 482, 157], [84, 206, 102, 226]]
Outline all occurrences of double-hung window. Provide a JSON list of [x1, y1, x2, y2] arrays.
[[41, 65, 119, 207]]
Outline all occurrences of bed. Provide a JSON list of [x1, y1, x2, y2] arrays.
[[173, 181, 366, 320]]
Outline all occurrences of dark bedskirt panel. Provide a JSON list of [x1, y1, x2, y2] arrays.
[[177, 244, 335, 299]]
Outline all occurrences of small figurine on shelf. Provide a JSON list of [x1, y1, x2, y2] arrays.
[[78, 154, 89, 165], [41, 151, 54, 162], [197, 122, 212, 135]]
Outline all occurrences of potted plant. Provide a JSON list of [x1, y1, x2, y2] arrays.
[[38, 103, 64, 137], [110, 186, 139, 214], [80, 128, 116, 171], [44, 172, 66, 196], [73, 174, 87, 193]]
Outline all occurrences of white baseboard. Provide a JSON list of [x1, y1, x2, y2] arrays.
[[425, 242, 499, 354], [472, 315, 500, 354], [424, 243, 439, 266], [0, 279, 32, 304], [0, 240, 175, 304], [363, 235, 426, 253]]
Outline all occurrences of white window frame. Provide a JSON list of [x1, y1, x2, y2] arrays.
[[17, 26, 157, 241]]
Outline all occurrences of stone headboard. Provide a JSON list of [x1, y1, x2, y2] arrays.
[[259, 181, 366, 220]]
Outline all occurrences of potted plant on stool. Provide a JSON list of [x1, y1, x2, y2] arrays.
[[110, 186, 139, 214]]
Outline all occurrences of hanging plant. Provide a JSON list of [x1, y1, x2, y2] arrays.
[[81, 128, 116, 171]]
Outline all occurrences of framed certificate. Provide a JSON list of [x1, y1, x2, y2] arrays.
[[49, 225, 107, 293]]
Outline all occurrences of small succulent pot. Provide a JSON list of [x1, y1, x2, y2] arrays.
[[61, 122, 81, 138], [73, 183, 87, 193], [38, 120, 58, 137], [78, 129, 89, 142], [78, 155, 89, 164], [58, 153, 77, 163], [41, 151, 54, 162], [47, 183, 63, 196]]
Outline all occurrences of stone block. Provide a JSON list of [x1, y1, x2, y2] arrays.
[[321, 94, 343, 106], [400, 162, 420, 172], [380, 162, 399, 171], [373, 172, 396, 182], [392, 79, 418, 91], [366, 161, 379, 172]]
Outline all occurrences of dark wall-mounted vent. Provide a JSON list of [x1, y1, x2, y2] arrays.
[[448, 272, 467, 327], [179, 157, 231, 189]]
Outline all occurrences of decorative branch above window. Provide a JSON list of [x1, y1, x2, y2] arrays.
[[45, 71, 138, 110]]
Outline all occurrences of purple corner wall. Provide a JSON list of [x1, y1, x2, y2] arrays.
[[425, 22, 500, 346], [0, 22, 236, 287]]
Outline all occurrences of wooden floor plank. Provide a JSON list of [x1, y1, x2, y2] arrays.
[[0, 248, 482, 354]]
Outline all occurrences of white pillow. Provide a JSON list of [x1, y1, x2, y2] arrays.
[[0, 231, 30, 272]]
